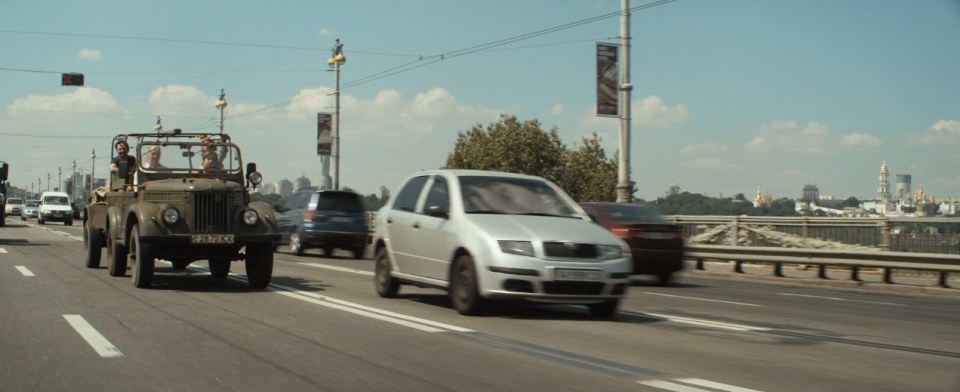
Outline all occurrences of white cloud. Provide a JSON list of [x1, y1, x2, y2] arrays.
[[77, 49, 102, 60], [680, 142, 728, 156], [577, 95, 690, 132], [746, 121, 832, 154], [918, 119, 960, 144], [319, 28, 335, 38], [8, 88, 124, 121], [841, 132, 881, 148], [549, 103, 564, 115]]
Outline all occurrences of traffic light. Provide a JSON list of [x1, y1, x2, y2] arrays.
[[61, 73, 85, 86]]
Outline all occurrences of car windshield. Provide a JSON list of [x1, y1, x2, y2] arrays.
[[598, 204, 666, 223], [26, 200, 39, 207], [459, 176, 578, 217], [9, 198, 23, 204], [137, 142, 241, 172], [316, 194, 364, 212], [44, 196, 69, 205]]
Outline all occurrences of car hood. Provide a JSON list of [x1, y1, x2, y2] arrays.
[[465, 214, 620, 245], [143, 179, 244, 192], [42, 205, 73, 211]]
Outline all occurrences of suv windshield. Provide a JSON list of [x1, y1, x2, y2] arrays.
[[459, 176, 577, 217], [44, 196, 69, 205], [316, 193, 364, 212], [26, 200, 39, 207], [137, 142, 241, 172], [9, 198, 23, 205]]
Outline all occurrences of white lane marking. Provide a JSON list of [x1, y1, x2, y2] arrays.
[[676, 378, 764, 392], [0, 247, 7, 253], [622, 310, 770, 332], [642, 292, 762, 307], [62, 315, 124, 358], [637, 380, 711, 392], [269, 283, 474, 333], [778, 293, 904, 306], [69, 235, 83, 241], [15, 266, 35, 277], [52, 230, 71, 236], [298, 262, 374, 276]]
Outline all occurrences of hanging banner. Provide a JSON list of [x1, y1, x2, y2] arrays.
[[596, 43, 619, 117], [317, 113, 333, 156]]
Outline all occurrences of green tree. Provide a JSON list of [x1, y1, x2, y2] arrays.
[[362, 193, 388, 211], [444, 114, 566, 183], [842, 196, 860, 208], [560, 133, 617, 202]]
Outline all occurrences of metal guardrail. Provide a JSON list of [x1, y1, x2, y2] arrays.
[[685, 244, 960, 288]]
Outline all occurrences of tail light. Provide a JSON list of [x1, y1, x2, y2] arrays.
[[302, 210, 315, 222], [610, 228, 631, 238]]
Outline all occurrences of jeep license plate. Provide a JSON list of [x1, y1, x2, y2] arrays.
[[191, 234, 235, 244], [554, 269, 602, 281]]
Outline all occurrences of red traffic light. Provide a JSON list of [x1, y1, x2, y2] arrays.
[[61, 73, 85, 86]]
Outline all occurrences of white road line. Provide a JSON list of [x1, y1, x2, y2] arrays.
[[69, 235, 84, 241], [62, 315, 124, 358], [15, 266, 35, 277], [298, 262, 374, 276], [622, 311, 770, 332], [637, 380, 711, 392], [778, 293, 904, 306], [0, 247, 7, 253], [642, 292, 763, 307], [675, 378, 764, 392]]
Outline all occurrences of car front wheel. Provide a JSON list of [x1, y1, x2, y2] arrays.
[[107, 229, 128, 277], [374, 248, 399, 298], [84, 225, 103, 268], [450, 255, 486, 316], [245, 243, 274, 289], [129, 224, 155, 288]]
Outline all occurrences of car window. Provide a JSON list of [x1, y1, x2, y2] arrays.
[[315, 193, 363, 212], [422, 176, 449, 211], [392, 175, 429, 212], [599, 204, 665, 223], [459, 176, 577, 217], [26, 200, 39, 207], [43, 196, 70, 205], [9, 198, 23, 205]]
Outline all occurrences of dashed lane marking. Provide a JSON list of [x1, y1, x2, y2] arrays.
[[638, 378, 763, 392], [15, 266, 35, 277], [63, 314, 124, 359], [642, 292, 763, 307]]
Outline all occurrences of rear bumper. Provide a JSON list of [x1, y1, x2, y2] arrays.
[[301, 230, 367, 248], [631, 248, 685, 275], [139, 233, 281, 245]]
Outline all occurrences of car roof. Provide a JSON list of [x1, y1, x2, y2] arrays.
[[412, 169, 549, 181]]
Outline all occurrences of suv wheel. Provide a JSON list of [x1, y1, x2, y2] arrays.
[[352, 246, 365, 260], [245, 243, 274, 289], [107, 229, 128, 277], [450, 255, 486, 316], [588, 300, 620, 319], [84, 225, 103, 268], [374, 248, 399, 298], [129, 224, 155, 288], [289, 231, 304, 256]]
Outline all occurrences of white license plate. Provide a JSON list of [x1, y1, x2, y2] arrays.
[[554, 269, 602, 281], [191, 234, 235, 244]]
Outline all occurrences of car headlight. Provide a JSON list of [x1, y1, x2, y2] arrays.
[[242, 208, 259, 226], [499, 240, 535, 257], [247, 171, 262, 186], [597, 244, 624, 260], [161, 207, 180, 224]]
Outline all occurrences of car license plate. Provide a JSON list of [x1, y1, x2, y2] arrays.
[[554, 269, 602, 281], [191, 234, 235, 244]]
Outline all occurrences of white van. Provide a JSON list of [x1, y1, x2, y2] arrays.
[[38, 191, 74, 225]]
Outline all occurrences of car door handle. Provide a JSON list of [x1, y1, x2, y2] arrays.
[[413, 223, 420, 229], [387, 218, 393, 224]]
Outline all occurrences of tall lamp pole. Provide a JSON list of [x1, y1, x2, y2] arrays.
[[47, 173, 50, 192], [58, 167, 62, 193], [90, 149, 96, 197], [216, 90, 227, 134], [327, 39, 346, 190], [616, 0, 634, 203], [72, 160, 77, 201]]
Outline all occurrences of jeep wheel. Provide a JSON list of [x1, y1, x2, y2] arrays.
[[129, 224, 155, 288], [374, 248, 399, 298], [209, 258, 230, 278], [171, 260, 190, 270], [352, 247, 365, 260], [289, 231, 304, 256], [84, 226, 103, 268], [245, 243, 274, 289], [322, 247, 333, 257], [107, 231, 128, 277], [450, 255, 486, 316], [65, 219, 73, 226]]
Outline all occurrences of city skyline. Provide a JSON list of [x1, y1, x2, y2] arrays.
[[1, 1, 958, 200]]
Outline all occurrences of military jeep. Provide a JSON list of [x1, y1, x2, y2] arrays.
[[83, 130, 280, 288]]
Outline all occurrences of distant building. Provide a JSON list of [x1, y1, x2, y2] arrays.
[[276, 179, 293, 198], [877, 161, 890, 202], [375, 185, 390, 200], [895, 174, 912, 201], [801, 184, 819, 203], [667, 184, 681, 196], [753, 186, 772, 208], [294, 175, 311, 192]]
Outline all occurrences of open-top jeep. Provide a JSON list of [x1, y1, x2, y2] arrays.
[[83, 130, 280, 288]]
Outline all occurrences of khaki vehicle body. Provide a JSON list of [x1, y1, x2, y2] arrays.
[[84, 131, 279, 288]]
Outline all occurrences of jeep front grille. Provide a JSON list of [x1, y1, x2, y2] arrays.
[[193, 193, 231, 233], [543, 242, 598, 259]]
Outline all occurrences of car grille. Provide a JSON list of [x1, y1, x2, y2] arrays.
[[542, 242, 598, 258], [542, 282, 605, 295], [193, 193, 232, 233], [144, 192, 184, 203]]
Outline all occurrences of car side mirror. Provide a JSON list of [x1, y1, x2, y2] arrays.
[[425, 204, 449, 219]]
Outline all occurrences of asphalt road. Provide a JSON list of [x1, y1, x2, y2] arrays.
[[2, 217, 959, 392]]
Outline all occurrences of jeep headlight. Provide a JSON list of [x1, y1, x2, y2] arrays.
[[498, 240, 535, 257], [247, 171, 262, 186], [242, 208, 259, 226], [161, 207, 180, 224], [598, 244, 624, 260]]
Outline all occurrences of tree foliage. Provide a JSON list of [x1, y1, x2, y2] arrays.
[[444, 114, 618, 202], [653, 192, 799, 216]]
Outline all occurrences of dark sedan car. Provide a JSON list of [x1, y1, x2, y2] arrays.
[[580, 202, 685, 285]]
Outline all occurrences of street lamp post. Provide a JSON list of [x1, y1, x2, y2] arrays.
[[215, 90, 227, 134], [90, 149, 96, 197], [47, 173, 50, 192], [327, 39, 346, 190], [58, 167, 62, 193]]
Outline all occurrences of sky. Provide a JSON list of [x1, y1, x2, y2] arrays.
[[1, 0, 959, 202]]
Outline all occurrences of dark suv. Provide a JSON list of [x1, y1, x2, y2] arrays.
[[276, 189, 368, 258]]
